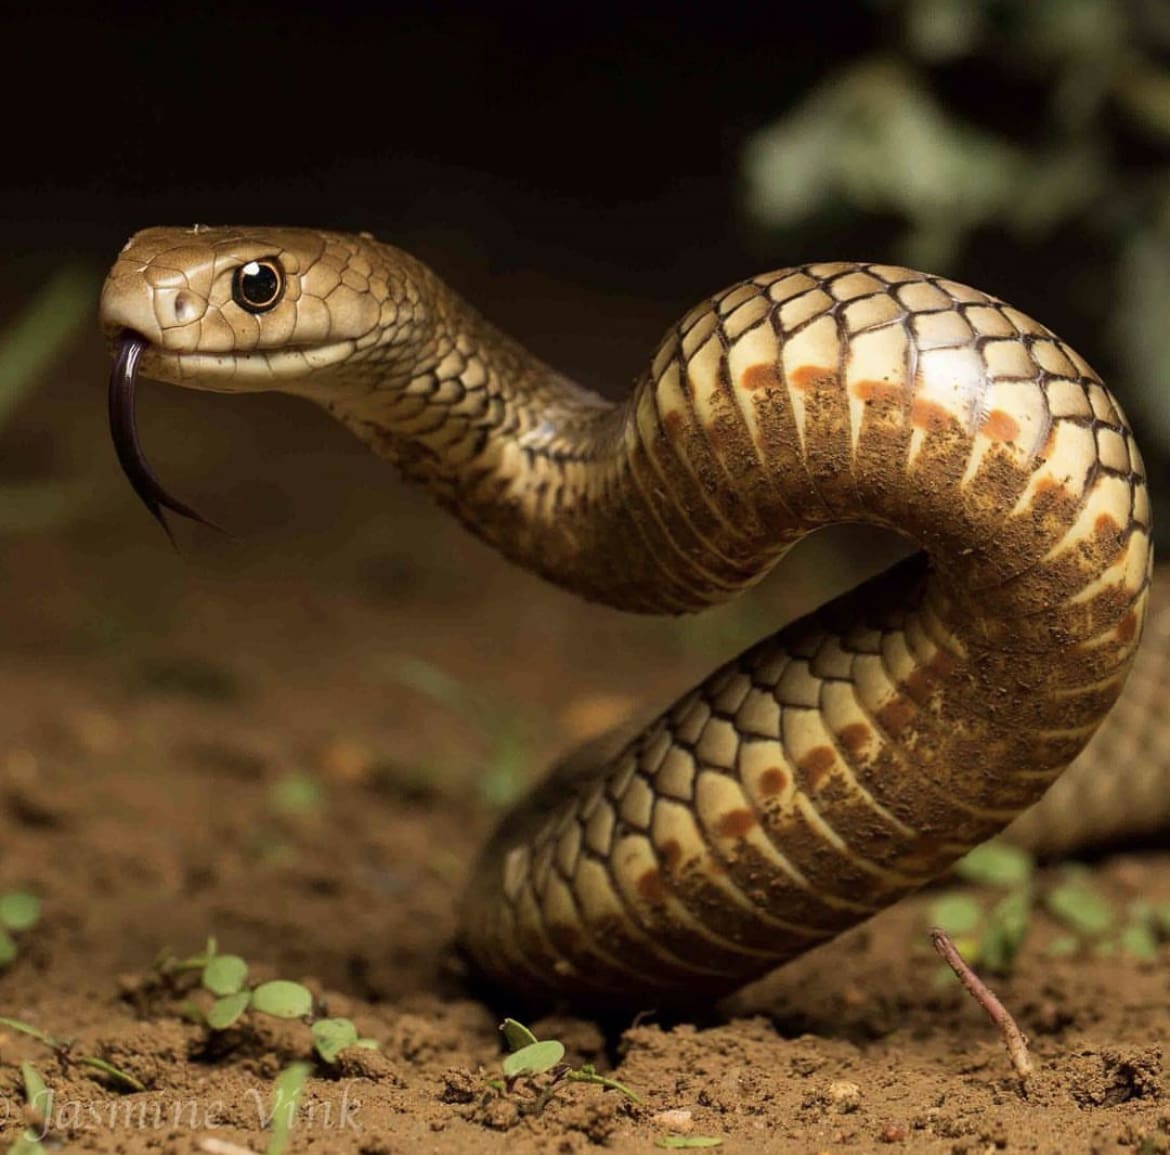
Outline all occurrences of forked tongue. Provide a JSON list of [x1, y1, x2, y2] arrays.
[[108, 332, 221, 542]]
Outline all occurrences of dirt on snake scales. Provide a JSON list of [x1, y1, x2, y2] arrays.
[[1, 453, 1168, 1154]]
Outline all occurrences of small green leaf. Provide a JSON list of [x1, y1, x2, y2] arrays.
[[202, 954, 249, 996], [956, 843, 1035, 888], [78, 1056, 146, 1092], [928, 893, 982, 936], [311, 1018, 359, 1063], [0, 1017, 58, 1047], [252, 980, 314, 1019], [655, 1137, 723, 1149], [20, 1062, 50, 1114], [8, 1132, 48, 1155], [500, 1018, 539, 1051], [1045, 880, 1114, 937], [0, 892, 42, 931], [502, 1039, 565, 1077], [206, 991, 252, 1029], [1119, 922, 1159, 961], [979, 887, 1033, 974], [1044, 934, 1080, 958], [0, 926, 16, 966], [568, 1063, 643, 1103], [265, 1062, 311, 1155]]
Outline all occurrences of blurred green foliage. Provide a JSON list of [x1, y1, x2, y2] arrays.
[[742, 0, 1170, 448], [0, 265, 97, 530]]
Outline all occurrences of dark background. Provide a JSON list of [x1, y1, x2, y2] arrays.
[[4, 2, 1097, 329]]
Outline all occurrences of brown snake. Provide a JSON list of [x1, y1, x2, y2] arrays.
[[99, 226, 1165, 1004]]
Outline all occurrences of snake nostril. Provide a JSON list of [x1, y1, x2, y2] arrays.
[[173, 291, 195, 324]]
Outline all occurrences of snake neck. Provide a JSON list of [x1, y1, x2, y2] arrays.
[[308, 247, 657, 603]]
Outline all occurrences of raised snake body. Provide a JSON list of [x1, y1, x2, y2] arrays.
[[100, 226, 1161, 1004]]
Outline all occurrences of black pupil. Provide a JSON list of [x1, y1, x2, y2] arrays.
[[235, 261, 281, 311]]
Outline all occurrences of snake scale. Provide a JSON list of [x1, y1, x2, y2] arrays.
[[99, 226, 1166, 1005]]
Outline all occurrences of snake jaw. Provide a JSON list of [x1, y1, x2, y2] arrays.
[[107, 330, 222, 541]]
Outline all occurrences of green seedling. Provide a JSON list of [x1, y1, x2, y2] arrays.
[[0, 1016, 144, 1092], [929, 844, 1170, 979], [11, 1061, 51, 1154], [160, 940, 377, 1064], [0, 891, 41, 967], [487, 1017, 641, 1116], [1040, 869, 1170, 961], [929, 844, 1037, 977], [656, 1138, 724, 1149], [264, 1062, 311, 1155]]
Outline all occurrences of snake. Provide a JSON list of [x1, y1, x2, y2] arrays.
[[99, 225, 1164, 1005]]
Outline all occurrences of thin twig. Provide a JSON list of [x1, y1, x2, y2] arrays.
[[930, 927, 1033, 1088]]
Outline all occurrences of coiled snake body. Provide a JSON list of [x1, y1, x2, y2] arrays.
[[100, 226, 1162, 1004]]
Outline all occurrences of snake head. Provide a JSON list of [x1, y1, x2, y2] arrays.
[[100, 225, 402, 392], [101, 225, 412, 537]]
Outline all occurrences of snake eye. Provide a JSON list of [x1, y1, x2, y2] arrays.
[[232, 258, 284, 313]]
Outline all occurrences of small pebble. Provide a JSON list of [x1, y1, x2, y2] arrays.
[[827, 1080, 862, 1113], [651, 1108, 694, 1133]]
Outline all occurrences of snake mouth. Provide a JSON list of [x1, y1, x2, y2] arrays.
[[108, 330, 222, 541]]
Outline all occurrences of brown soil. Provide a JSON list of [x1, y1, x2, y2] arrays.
[[1, 315, 1168, 1155]]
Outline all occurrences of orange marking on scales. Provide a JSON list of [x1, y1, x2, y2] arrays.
[[790, 365, 837, 392], [662, 409, 685, 439], [910, 398, 954, 434], [853, 379, 904, 405], [660, 838, 684, 871], [903, 666, 938, 706], [1095, 512, 1121, 537], [981, 409, 1020, 443], [716, 808, 757, 838], [636, 868, 667, 904], [877, 695, 916, 735], [838, 722, 873, 758], [796, 745, 837, 792], [741, 363, 783, 392], [759, 766, 790, 797]]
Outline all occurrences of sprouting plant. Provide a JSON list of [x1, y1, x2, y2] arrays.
[[485, 1017, 641, 1116], [0, 891, 41, 968], [928, 842, 1170, 978], [1041, 866, 1170, 962], [158, 938, 378, 1064], [3, 1061, 52, 1154], [0, 1016, 144, 1093], [928, 843, 1037, 976], [264, 1062, 311, 1155]]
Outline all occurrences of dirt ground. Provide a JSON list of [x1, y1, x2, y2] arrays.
[[0, 298, 1168, 1155]]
